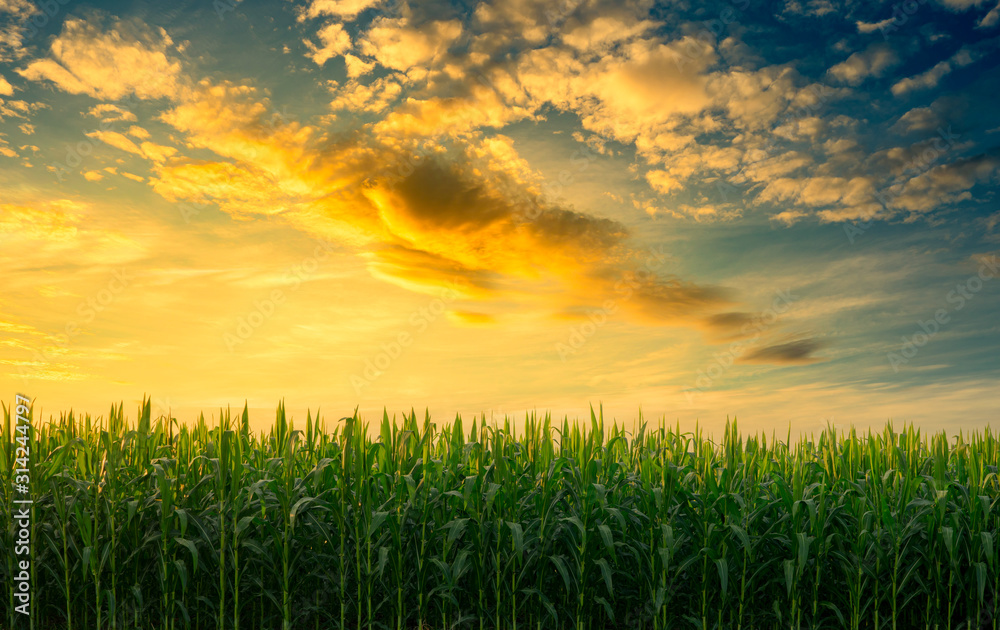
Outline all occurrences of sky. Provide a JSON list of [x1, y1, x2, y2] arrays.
[[0, 0, 998, 436]]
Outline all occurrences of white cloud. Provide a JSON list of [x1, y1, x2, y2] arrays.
[[771, 209, 809, 226], [856, 17, 896, 34], [306, 22, 352, 66], [329, 76, 404, 113], [783, 0, 836, 16], [360, 18, 463, 73], [516, 36, 716, 147], [86, 103, 138, 123], [297, 0, 382, 21], [891, 153, 1000, 212], [935, 0, 990, 8], [757, 176, 875, 209], [83, 132, 175, 163], [0, 0, 37, 62], [344, 54, 375, 78], [86, 130, 142, 155], [646, 170, 684, 195], [980, 1, 1000, 27], [0, 133, 15, 157], [139, 141, 177, 162], [0, 98, 32, 121], [891, 47, 982, 96], [561, 15, 657, 52], [17, 16, 184, 101], [893, 107, 940, 133], [827, 44, 899, 85], [707, 66, 804, 130]]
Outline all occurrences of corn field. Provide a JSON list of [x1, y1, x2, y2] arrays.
[[2, 399, 999, 630]]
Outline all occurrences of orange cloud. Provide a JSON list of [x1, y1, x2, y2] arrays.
[[447, 310, 497, 325]]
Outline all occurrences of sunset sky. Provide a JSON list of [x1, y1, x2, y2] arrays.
[[1, 0, 998, 434]]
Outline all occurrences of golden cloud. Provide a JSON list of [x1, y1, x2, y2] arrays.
[[17, 15, 184, 100], [19, 10, 757, 337]]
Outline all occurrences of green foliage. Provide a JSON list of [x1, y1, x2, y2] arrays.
[[1, 400, 999, 629]]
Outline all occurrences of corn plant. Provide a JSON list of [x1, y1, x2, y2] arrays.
[[2, 397, 999, 629]]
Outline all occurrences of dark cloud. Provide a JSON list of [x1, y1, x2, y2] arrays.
[[393, 161, 512, 230], [739, 338, 827, 364], [703, 311, 757, 338]]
